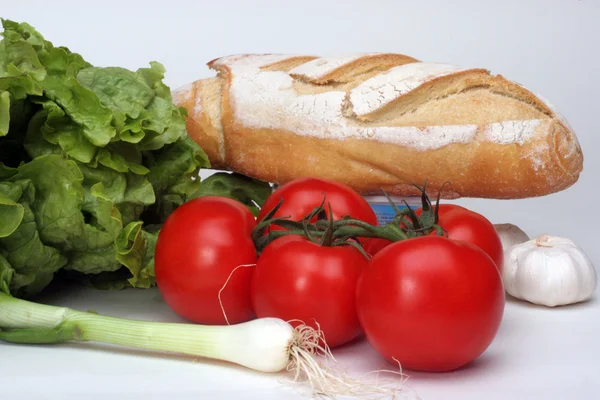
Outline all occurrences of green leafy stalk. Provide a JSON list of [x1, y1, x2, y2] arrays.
[[0, 291, 221, 359]]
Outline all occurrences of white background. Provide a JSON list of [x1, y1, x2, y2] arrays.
[[2, 1, 600, 399]]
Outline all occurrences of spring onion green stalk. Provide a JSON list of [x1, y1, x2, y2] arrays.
[[0, 291, 298, 372]]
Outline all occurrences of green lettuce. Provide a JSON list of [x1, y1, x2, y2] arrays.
[[191, 172, 273, 217], [0, 177, 67, 298], [0, 20, 271, 297]]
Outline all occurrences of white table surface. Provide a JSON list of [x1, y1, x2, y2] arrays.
[[2, 282, 599, 400], [2, 1, 600, 399]]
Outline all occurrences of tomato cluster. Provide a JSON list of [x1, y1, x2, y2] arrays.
[[155, 177, 505, 372]]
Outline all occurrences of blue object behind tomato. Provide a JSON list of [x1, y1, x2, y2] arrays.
[[363, 196, 421, 226]]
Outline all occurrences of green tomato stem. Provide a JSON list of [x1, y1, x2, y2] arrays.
[[331, 220, 409, 241]]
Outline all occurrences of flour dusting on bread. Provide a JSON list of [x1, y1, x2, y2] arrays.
[[349, 63, 468, 116], [484, 120, 543, 145], [211, 54, 556, 151]]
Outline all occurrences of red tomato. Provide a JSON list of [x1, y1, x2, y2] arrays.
[[257, 178, 377, 228], [155, 196, 257, 325], [356, 236, 505, 372], [364, 238, 391, 256], [419, 204, 503, 272], [251, 235, 368, 348], [366, 205, 503, 272]]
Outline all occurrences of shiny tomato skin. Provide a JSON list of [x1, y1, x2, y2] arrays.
[[257, 178, 378, 227], [251, 235, 368, 348], [419, 204, 504, 272], [155, 196, 257, 325], [356, 236, 505, 372]]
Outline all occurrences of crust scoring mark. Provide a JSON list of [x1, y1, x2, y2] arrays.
[[213, 54, 554, 151]]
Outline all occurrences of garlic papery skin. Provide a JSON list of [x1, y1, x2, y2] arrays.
[[494, 223, 530, 251], [503, 235, 597, 307]]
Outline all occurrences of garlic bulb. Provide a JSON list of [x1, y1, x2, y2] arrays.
[[494, 223, 530, 251], [503, 235, 597, 307]]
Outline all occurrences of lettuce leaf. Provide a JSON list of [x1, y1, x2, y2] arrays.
[[0, 91, 9, 136], [191, 172, 273, 217], [0, 187, 23, 238], [0, 19, 271, 297], [0, 178, 67, 297]]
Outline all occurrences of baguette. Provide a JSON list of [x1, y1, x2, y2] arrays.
[[173, 53, 583, 199]]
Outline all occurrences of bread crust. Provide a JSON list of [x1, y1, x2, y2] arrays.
[[174, 53, 583, 199]]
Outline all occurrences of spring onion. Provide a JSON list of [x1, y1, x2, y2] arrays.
[[0, 291, 306, 372], [0, 292, 410, 398]]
